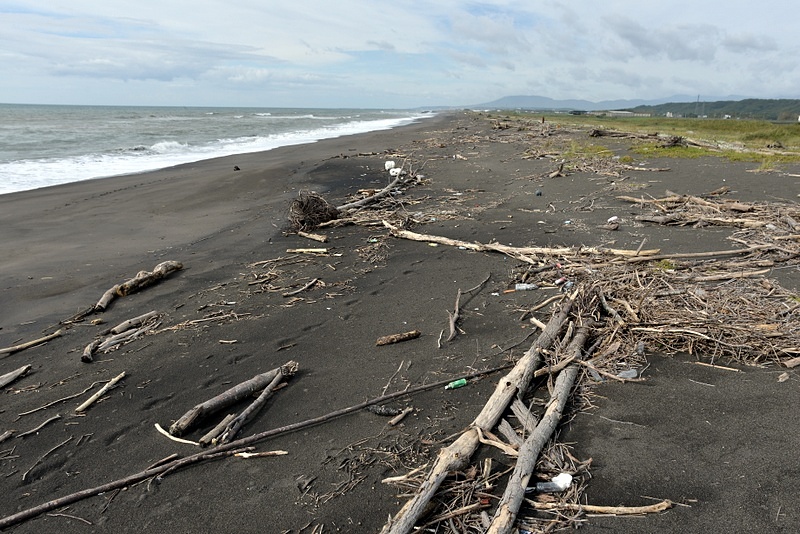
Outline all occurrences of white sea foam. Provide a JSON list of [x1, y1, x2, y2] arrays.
[[0, 106, 432, 196]]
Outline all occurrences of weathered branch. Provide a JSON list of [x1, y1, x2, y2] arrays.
[[488, 325, 590, 534], [0, 330, 62, 357], [0, 364, 32, 389], [169, 362, 297, 437]]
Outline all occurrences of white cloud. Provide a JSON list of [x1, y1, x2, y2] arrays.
[[0, 1, 798, 107]]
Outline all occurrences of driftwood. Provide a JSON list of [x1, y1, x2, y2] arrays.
[[446, 274, 491, 343], [380, 298, 575, 534], [376, 331, 421, 346], [106, 311, 160, 335], [488, 326, 590, 534], [217, 363, 297, 444], [81, 340, 101, 363], [0, 362, 519, 530], [75, 372, 126, 413], [0, 329, 63, 357], [297, 231, 328, 243], [169, 361, 298, 437], [199, 414, 236, 447], [383, 222, 659, 263], [0, 364, 32, 389], [336, 173, 406, 212], [526, 499, 674, 515], [94, 261, 182, 311]]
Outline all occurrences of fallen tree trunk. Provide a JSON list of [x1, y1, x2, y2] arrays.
[[169, 361, 298, 437], [380, 298, 576, 534], [488, 325, 590, 534]]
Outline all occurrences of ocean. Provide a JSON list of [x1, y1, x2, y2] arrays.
[[0, 104, 433, 196]]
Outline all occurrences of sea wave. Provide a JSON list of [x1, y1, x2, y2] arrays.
[[0, 111, 433, 196]]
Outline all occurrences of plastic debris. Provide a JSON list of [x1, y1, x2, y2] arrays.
[[527, 472, 573, 493], [617, 369, 639, 379], [444, 378, 468, 390]]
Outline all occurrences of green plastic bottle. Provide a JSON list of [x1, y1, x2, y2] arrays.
[[444, 378, 467, 390]]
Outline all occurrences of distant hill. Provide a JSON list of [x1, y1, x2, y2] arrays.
[[470, 95, 800, 121], [626, 99, 800, 121], [472, 94, 718, 112]]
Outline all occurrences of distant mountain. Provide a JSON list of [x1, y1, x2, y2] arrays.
[[472, 94, 747, 112]]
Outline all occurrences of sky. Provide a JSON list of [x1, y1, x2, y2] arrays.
[[1, 1, 798, 109]]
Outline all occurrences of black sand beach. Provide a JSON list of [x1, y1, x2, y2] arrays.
[[1, 112, 799, 533]]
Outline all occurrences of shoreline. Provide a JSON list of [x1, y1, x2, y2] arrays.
[[1, 110, 799, 533]]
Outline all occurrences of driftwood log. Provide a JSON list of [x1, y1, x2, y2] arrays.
[[488, 325, 590, 533], [376, 330, 421, 346], [0, 364, 32, 389], [94, 261, 182, 312], [217, 364, 296, 444], [380, 298, 575, 534], [169, 361, 298, 437]]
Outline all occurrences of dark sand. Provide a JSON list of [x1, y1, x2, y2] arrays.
[[1, 112, 799, 533]]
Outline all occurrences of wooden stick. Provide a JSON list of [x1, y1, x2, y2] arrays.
[[388, 407, 414, 426], [18, 414, 61, 438], [75, 372, 126, 413], [376, 331, 421, 346], [217, 367, 292, 444], [0, 362, 518, 530], [169, 362, 297, 436], [234, 450, 289, 458], [0, 364, 32, 389], [383, 221, 658, 261], [488, 326, 590, 534], [691, 268, 771, 282], [22, 436, 73, 481], [199, 414, 236, 447], [106, 311, 159, 335], [0, 330, 63, 356], [154, 423, 199, 446], [526, 498, 674, 515], [337, 173, 406, 212], [297, 231, 328, 243], [282, 278, 319, 297], [0, 430, 14, 444], [380, 299, 575, 534], [285, 248, 328, 254]]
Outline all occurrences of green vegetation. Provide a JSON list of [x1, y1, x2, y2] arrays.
[[540, 115, 800, 163]]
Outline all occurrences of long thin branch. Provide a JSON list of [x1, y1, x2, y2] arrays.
[[0, 330, 63, 357]]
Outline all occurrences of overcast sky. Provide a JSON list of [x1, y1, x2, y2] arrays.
[[1, 1, 797, 108]]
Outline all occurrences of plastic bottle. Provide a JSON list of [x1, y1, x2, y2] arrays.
[[444, 378, 467, 390], [527, 473, 573, 493], [514, 283, 538, 291]]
